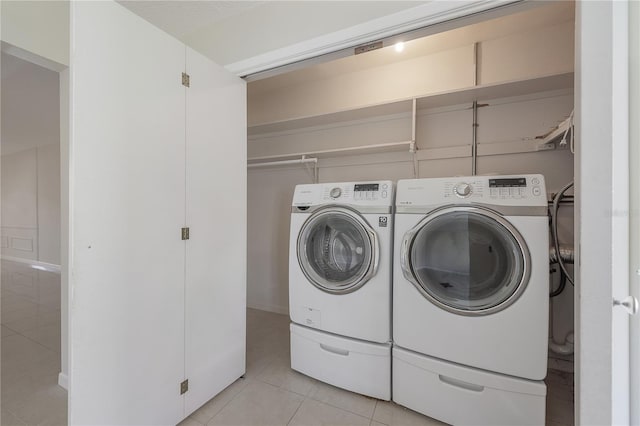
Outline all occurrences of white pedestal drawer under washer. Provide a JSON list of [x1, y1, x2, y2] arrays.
[[289, 181, 394, 400], [393, 175, 549, 380]]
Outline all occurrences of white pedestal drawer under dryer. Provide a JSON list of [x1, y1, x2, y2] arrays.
[[289, 181, 394, 400]]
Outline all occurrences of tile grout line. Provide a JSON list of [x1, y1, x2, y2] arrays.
[[3, 406, 29, 426], [2, 326, 61, 355], [202, 378, 251, 425], [304, 392, 378, 420], [285, 394, 306, 426]]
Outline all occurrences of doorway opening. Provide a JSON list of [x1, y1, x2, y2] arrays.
[[1, 50, 67, 425]]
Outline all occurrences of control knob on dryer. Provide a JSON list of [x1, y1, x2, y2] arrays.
[[330, 187, 342, 198], [454, 182, 472, 198]]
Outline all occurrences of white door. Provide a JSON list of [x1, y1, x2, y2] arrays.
[[577, 1, 634, 424], [631, 1, 640, 423], [69, 2, 246, 424], [184, 47, 247, 415]]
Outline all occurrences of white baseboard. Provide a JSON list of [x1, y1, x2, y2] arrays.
[[1, 255, 61, 273], [247, 302, 289, 316], [58, 372, 68, 390]]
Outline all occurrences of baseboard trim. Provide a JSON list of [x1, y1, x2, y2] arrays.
[[1, 256, 61, 273], [58, 372, 68, 390]]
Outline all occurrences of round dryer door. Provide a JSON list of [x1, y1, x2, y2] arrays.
[[401, 206, 530, 315], [297, 207, 378, 294]]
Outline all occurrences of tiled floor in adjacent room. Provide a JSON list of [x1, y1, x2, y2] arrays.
[[1, 260, 66, 425], [1, 260, 574, 425]]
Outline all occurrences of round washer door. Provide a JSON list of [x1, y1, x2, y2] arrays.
[[297, 207, 378, 294], [400, 206, 530, 315]]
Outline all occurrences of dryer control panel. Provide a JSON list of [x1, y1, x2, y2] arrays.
[[396, 174, 547, 208], [292, 181, 394, 207]]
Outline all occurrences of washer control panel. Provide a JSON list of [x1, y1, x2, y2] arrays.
[[323, 182, 390, 201], [293, 181, 393, 207]]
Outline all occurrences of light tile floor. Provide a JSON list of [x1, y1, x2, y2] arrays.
[[1, 260, 574, 425], [184, 309, 576, 426], [1, 260, 66, 426]]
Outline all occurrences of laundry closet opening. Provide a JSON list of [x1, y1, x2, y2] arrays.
[[246, 1, 575, 424]]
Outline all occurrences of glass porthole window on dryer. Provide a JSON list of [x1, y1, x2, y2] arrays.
[[405, 207, 530, 315], [297, 208, 376, 294]]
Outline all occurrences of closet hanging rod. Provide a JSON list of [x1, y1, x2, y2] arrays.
[[247, 157, 318, 168]]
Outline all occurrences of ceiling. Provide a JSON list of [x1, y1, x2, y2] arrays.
[[118, 1, 426, 67], [1, 53, 60, 155]]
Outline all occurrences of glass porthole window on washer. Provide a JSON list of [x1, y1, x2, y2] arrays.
[[298, 209, 375, 294], [407, 209, 528, 314]]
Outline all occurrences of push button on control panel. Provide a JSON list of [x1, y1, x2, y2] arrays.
[[532, 187, 542, 196]]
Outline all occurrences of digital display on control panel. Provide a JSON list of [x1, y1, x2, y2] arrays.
[[354, 184, 379, 192], [489, 178, 527, 188]]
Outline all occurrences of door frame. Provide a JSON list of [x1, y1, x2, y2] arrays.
[[0, 41, 70, 391], [575, 1, 631, 424], [242, 1, 632, 423], [630, 0, 640, 423]]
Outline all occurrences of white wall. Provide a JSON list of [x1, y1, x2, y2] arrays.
[[1, 52, 62, 266], [0, 146, 61, 265], [1, 52, 61, 154], [1, 149, 38, 260], [37, 143, 61, 265], [248, 19, 574, 126], [0, 0, 69, 67]]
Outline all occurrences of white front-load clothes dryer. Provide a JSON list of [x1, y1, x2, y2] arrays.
[[289, 181, 393, 400], [393, 175, 549, 379], [392, 175, 549, 425]]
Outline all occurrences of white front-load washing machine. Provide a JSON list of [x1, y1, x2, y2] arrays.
[[392, 175, 549, 425], [289, 181, 393, 400]]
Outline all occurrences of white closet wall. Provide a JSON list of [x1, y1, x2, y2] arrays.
[[70, 2, 246, 424]]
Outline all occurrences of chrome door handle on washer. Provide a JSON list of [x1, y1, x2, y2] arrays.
[[369, 228, 379, 277], [400, 232, 417, 285]]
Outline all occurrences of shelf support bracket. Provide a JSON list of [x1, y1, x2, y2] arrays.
[[411, 98, 419, 178]]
